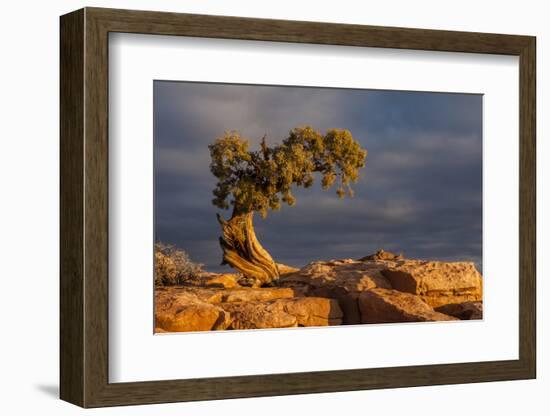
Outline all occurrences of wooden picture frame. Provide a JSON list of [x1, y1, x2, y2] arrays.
[[60, 7, 536, 408]]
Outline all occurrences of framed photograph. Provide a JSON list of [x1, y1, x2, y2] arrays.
[[60, 7, 536, 408]]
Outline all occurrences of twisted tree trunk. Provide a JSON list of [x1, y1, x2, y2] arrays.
[[217, 211, 279, 286]]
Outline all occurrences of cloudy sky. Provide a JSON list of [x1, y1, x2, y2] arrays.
[[154, 81, 482, 272]]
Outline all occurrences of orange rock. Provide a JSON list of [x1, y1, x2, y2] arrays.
[[435, 301, 483, 320], [359, 249, 404, 261], [155, 255, 482, 330], [359, 288, 458, 324], [155, 289, 230, 332], [279, 259, 392, 324], [280, 260, 392, 294], [382, 260, 483, 307], [220, 287, 296, 303], [270, 297, 343, 326], [222, 302, 298, 330], [221, 297, 343, 329], [185, 272, 241, 289]]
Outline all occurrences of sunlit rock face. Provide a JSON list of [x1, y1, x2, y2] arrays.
[[155, 251, 483, 333]]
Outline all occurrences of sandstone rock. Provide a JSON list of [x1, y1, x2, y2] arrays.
[[157, 286, 296, 305], [278, 259, 392, 324], [185, 272, 241, 289], [306, 286, 361, 325], [382, 260, 482, 307], [359, 249, 404, 261], [169, 287, 224, 303], [155, 289, 231, 332], [156, 303, 231, 332], [281, 260, 392, 294], [155, 254, 482, 331], [221, 297, 342, 329], [435, 301, 483, 320], [222, 302, 298, 330], [271, 297, 343, 326], [358, 288, 458, 324], [220, 287, 296, 303]]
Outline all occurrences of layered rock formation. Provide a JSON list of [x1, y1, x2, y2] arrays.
[[381, 260, 483, 307], [155, 284, 343, 331], [358, 288, 457, 323], [155, 250, 483, 333]]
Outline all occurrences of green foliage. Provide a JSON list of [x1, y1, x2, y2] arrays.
[[209, 126, 367, 218], [154, 242, 203, 286]]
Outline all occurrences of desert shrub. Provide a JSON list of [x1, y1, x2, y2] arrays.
[[154, 251, 177, 286], [154, 242, 204, 286]]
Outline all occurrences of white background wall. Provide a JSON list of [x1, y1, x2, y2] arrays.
[[0, 0, 546, 414]]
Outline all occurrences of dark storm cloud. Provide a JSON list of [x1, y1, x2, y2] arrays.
[[154, 81, 482, 272]]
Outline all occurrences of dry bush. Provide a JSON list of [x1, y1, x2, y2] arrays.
[[154, 242, 204, 286]]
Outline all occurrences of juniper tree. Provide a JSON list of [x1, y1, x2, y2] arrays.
[[208, 126, 367, 286]]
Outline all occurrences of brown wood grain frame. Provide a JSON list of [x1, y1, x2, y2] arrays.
[[60, 7, 536, 408]]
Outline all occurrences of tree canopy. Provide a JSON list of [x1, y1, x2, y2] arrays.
[[208, 126, 367, 218]]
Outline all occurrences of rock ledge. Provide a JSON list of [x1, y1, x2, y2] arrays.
[[155, 251, 483, 332]]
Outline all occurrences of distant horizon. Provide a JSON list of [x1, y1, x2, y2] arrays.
[[154, 81, 482, 273]]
